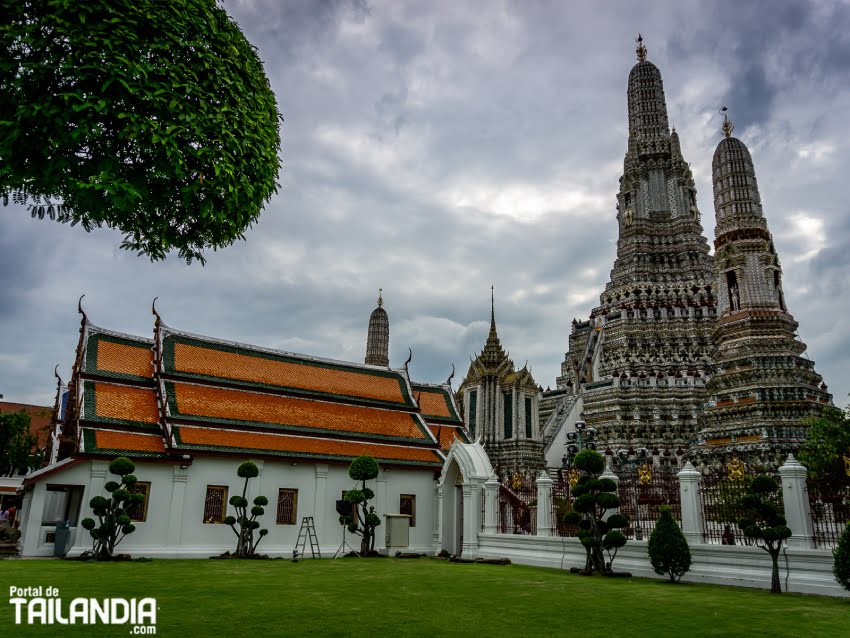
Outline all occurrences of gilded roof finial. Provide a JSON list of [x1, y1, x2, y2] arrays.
[[636, 33, 647, 62], [490, 285, 496, 329], [378, 288, 383, 307], [720, 106, 734, 138]]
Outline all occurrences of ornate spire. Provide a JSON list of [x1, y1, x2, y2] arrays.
[[721, 106, 734, 138], [365, 291, 389, 366], [636, 33, 647, 62], [481, 287, 506, 367]]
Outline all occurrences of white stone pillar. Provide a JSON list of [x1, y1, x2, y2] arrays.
[[677, 462, 704, 545], [779, 454, 815, 549], [461, 482, 480, 559], [313, 464, 328, 544], [167, 465, 188, 548], [601, 462, 620, 521], [483, 475, 499, 534], [433, 483, 442, 550], [535, 471, 553, 537]]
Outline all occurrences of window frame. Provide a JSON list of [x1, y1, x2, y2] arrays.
[[400, 494, 416, 527], [127, 481, 151, 523], [276, 488, 299, 525], [203, 485, 229, 524]]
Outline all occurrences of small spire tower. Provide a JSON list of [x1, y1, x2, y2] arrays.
[[696, 112, 831, 464], [365, 289, 389, 367]]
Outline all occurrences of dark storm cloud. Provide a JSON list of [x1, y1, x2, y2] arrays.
[[1, 0, 848, 411]]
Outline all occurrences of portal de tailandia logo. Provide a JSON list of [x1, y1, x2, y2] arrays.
[[9, 585, 157, 633]]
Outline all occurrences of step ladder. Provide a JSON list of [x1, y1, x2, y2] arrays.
[[294, 516, 321, 559]]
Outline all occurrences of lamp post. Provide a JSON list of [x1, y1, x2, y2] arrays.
[[562, 421, 598, 483]]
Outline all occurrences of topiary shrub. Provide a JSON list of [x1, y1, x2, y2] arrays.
[[225, 461, 269, 558], [834, 521, 850, 592], [648, 505, 691, 583], [737, 474, 791, 593], [341, 456, 381, 555], [563, 450, 629, 574], [80, 456, 144, 559]]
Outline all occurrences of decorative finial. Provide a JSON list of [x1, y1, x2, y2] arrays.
[[54, 364, 62, 383], [720, 106, 734, 138], [378, 288, 383, 307], [77, 294, 88, 323], [152, 296, 161, 326], [636, 33, 647, 62], [446, 363, 455, 386], [490, 285, 496, 329], [404, 347, 413, 369]]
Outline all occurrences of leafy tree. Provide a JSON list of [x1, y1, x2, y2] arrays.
[[1, 0, 282, 263], [798, 404, 850, 484], [648, 505, 691, 583], [737, 475, 791, 593], [0, 409, 41, 477], [80, 456, 144, 559], [341, 456, 381, 555], [834, 522, 850, 592], [224, 461, 269, 558], [563, 450, 629, 574]]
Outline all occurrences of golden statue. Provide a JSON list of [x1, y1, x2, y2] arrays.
[[727, 457, 746, 482], [638, 463, 653, 485], [511, 472, 523, 491], [568, 468, 581, 488]]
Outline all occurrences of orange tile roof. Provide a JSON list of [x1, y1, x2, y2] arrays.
[[89, 383, 160, 425], [93, 336, 154, 378], [91, 429, 166, 454], [427, 425, 469, 450], [169, 340, 410, 405], [167, 382, 428, 441], [415, 386, 460, 421], [174, 426, 443, 465]]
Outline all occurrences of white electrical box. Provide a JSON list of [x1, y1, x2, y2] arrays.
[[384, 514, 412, 550]]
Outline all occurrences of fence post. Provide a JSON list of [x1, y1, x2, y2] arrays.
[[483, 475, 499, 534], [601, 462, 619, 521], [536, 472, 553, 537], [778, 454, 815, 549], [677, 461, 704, 545]]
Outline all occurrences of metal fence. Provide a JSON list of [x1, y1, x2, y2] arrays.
[[497, 472, 536, 535], [551, 471, 580, 537], [617, 464, 682, 540], [807, 479, 850, 549]]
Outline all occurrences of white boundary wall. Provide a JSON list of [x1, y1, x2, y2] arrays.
[[477, 533, 847, 598]]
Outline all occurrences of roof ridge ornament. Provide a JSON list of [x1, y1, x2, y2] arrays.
[[77, 294, 87, 323], [378, 288, 383, 308], [446, 363, 455, 386], [152, 296, 162, 328], [720, 106, 734, 138], [404, 347, 413, 370], [636, 33, 647, 62]]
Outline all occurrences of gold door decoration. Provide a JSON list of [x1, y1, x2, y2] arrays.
[[511, 472, 523, 491], [727, 457, 745, 482], [638, 464, 653, 485]]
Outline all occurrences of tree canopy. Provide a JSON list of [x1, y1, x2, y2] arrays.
[[0, 409, 41, 477], [798, 404, 850, 484], [0, 0, 282, 263]]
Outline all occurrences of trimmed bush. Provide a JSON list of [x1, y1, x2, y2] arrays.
[[80, 456, 143, 559], [648, 505, 691, 583], [834, 522, 850, 592], [342, 456, 381, 555], [225, 461, 269, 558], [737, 474, 791, 593]]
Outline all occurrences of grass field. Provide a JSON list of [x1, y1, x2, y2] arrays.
[[2, 557, 847, 637]]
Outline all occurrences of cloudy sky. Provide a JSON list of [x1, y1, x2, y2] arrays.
[[2, 0, 848, 411]]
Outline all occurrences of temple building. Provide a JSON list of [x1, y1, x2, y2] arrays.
[[457, 290, 543, 473], [17, 297, 470, 558], [693, 114, 831, 465], [543, 37, 831, 470], [546, 36, 716, 468]]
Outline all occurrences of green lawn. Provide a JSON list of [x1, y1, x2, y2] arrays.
[[2, 557, 847, 637]]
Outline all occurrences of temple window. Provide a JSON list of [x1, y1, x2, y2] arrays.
[[525, 397, 533, 438], [203, 485, 228, 524], [276, 489, 298, 525], [726, 270, 740, 311], [774, 271, 786, 310], [400, 494, 416, 527], [468, 390, 477, 438], [503, 393, 513, 439], [41, 485, 85, 527], [127, 481, 150, 522]]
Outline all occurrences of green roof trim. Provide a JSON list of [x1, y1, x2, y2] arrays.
[[161, 333, 415, 408], [171, 427, 443, 468], [82, 381, 162, 431], [84, 331, 154, 383], [81, 429, 167, 458], [163, 381, 433, 444]]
